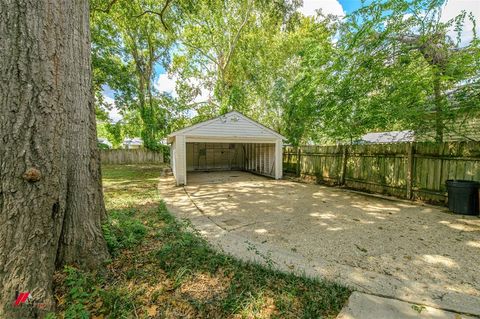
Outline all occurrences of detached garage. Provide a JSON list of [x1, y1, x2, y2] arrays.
[[167, 111, 284, 186]]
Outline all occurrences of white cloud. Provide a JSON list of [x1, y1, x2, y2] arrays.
[[103, 95, 122, 123], [298, 0, 345, 18], [155, 73, 178, 98], [189, 77, 211, 104], [441, 0, 480, 45], [154, 73, 212, 105]]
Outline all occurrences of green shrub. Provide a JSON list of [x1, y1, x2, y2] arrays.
[[63, 266, 95, 319], [97, 142, 110, 150], [102, 209, 147, 255]]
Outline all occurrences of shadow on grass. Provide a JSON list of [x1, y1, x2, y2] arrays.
[[53, 165, 350, 319], [152, 202, 350, 318]]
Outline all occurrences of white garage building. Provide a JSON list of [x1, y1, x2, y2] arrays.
[[168, 111, 284, 186]]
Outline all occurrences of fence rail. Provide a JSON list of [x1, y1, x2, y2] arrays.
[[100, 149, 164, 165], [283, 142, 480, 204]]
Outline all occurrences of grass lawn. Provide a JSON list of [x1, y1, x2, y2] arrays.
[[53, 164, 351, 318]]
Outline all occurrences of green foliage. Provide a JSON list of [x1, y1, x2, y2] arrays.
[[59, 266, 136, 318], [97, 142, 110, 150], [63, 267, 96, 319], [91, 0, 479, 145], [91, 0, 175, 150], [54, 165, 351, 318], [102, 209, 147, 255], [155, 0, 312, 133], [99, 289, 136, 318], [147, 143, 170, 161], [284, 0, 480, 143]]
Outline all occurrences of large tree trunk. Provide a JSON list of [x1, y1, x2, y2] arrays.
[[0, 0, 109, 317]]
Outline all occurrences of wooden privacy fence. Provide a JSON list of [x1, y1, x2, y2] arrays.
[[100, 149, 164, 165], [283, 142, 480, 204]]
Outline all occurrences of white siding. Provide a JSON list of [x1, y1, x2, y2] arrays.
[[182, 113, 276, 138], [170, 141, 176, 178], [174, 135, 186, 185], [275, 139, 283, 179]]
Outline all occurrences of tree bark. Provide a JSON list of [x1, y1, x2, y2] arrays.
[[0, 0, 109, 317], [433, 72, 444, 143]]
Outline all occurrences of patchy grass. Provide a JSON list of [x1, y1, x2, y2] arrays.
[[53, 164, 351, 318]]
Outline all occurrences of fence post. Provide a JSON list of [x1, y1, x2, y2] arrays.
[[339, 145, 348, 185], [406, 143, 414, 199], [296, 147, 301, 177]]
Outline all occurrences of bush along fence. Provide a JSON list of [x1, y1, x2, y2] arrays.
[[100, 149, 164, 165], [283, 142, 480, 204]]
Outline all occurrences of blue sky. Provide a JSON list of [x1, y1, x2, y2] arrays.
[[338, 0, 366, 13]]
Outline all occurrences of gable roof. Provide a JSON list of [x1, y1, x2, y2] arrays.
[[168, 111, 285, 140]]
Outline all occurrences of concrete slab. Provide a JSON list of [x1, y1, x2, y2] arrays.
[[337, 292, 476, 319], [158, 171, 480, 316]]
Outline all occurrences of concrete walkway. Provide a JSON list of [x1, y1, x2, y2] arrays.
[[338, 292, 476, 319], [158, 171, 480, 317]]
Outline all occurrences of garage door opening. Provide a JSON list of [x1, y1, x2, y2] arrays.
[[186, 142, 276, 177]]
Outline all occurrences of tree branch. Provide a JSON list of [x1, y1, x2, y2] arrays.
[[181, 41, 220, 67], [136, 0, 172, 30], [222, 0, 252, 71]]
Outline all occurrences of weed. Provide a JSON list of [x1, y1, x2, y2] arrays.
[[102, 209, 147, 255], [245, 240, 276, 268], [62, 266, 96, 319], [99, 288, 136, 318], [412, 304, 426, 313]]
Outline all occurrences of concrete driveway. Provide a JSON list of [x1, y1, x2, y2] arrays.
[[159, 171, 480, 316]]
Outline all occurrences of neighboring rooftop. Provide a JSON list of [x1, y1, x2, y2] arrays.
[[123, 137, 143, 146], [356, 130, 415, 144]]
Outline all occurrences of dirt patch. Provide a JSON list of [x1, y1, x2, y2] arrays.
[[180, 272, 230, 301]]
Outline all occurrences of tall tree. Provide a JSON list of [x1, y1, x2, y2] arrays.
[[332, 0, 479, 142], [171, 0, 301, 123], [287, 0, 479, 144], [0, 0, 108, 317], [91, 0, 174, 150]]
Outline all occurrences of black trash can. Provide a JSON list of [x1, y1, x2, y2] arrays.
[[446, 180, 479, 216]]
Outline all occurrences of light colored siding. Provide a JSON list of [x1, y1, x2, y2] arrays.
[[275, 139, 283, 179], [185, 113, 276, 138], [170, 141, 176, 178], [416, 112, 480, 142]]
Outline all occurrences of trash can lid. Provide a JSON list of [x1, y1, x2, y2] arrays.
[[446, 180, 480, 187]]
